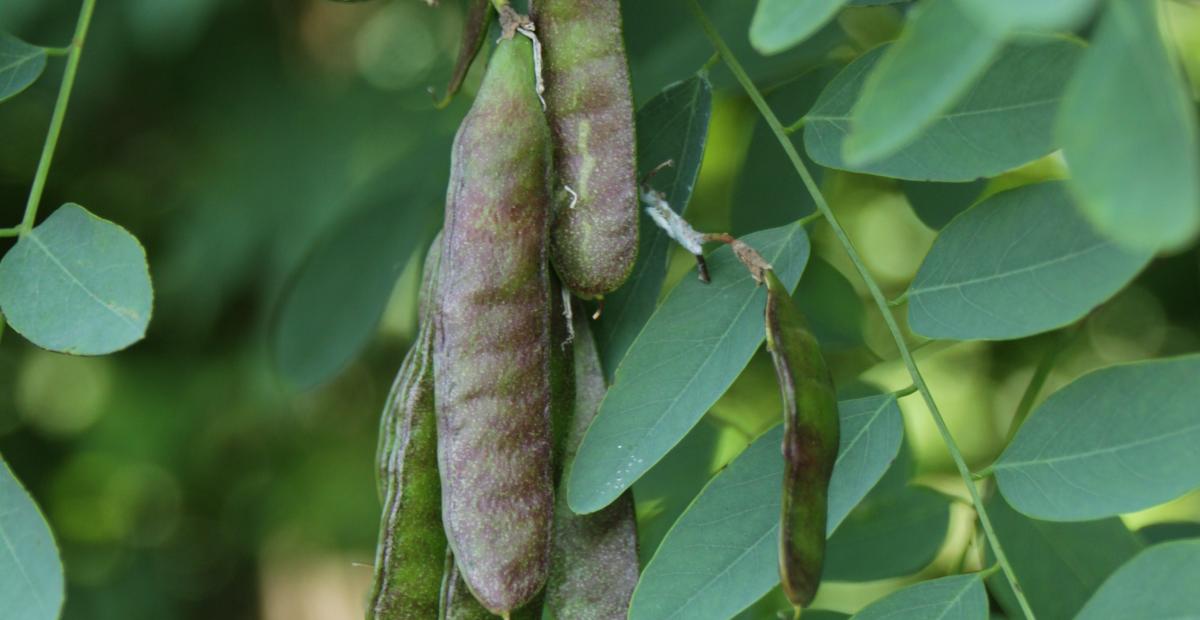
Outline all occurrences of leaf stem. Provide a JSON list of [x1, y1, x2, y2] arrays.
[[0, 227, 22, 238], [1005, 323, 1081, 443], [887, 291, 909, 307], [893, 384, 918, 398], [797, 211, 822, 227], [44, 46, 72, 57], [688, 4, 1037, 619], [19, 0, 96, 236], [783, 117, 806, 134]]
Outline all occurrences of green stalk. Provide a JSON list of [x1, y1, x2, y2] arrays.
[[1005, 324, 1081, 443], [19, 0, 96, 235], [687, 3, 1037, 618]]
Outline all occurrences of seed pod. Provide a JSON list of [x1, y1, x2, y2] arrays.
[[763, 269, 839, 608], [376, 235, 444, 500], [434, 31, 555, 615], [368, 237, 446, 619], [545, 311, 639, 618], [534, 0, 639, 299], [439, 549, 545, 620]]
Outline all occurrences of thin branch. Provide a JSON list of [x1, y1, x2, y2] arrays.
[[687, 4, 1036, 618], [20, 0, 97, 235]]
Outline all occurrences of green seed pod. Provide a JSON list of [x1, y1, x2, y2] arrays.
[[434, 31, 555, 615], [763, 270, 839, 609], [376, 235, 444, 500], [368, 237, 446, 619], [534, 0, 639, 299], [545, 311, 639, 618]]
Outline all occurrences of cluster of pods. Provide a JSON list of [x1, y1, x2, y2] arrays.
[[365, 1, 839, 618]]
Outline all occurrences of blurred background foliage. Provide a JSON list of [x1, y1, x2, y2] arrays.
[[1, 1, 1198, 619]]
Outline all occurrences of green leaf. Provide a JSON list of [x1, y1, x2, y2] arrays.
[[750, 0, 850, 56], [1138, 522, 1200, 546], [826, 394, 904, 528], [1058, 0, 1200, 251], [0, 204, 153, 356], [983, 493, 1142, 620], [795, 257, 864, 351], [595, 74, 713, 382], [842, 0, 1003, 165], [900, 179, 985, 230], [807, 36, 1083, 180], [824, 486, 950, 582], [731, 67, 835, 237], [0, 33, 47, 103], [953, 0, 1098, 36], [628, 424, 785, 620], [1076, 540, 1200, 620], [271, 186, 436, 389], [0, 457, 64, 620], [567, 223, 811, 515], [850, 574, 988, 620], [629, 394, 904, 620], [994, 355, 1200, 521], [906, 182, 1152, 341]]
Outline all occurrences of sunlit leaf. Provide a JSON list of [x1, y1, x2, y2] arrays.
[[1058, 0, 1200, 251], [750, 0, 850, 56], [842, 0, 1003, 166], [271, 184, 438, 389], [0, 458, 64, 620], [0, 33, 47, 103], [0, 204, 153, 355], [1076, 540, 1200, 620], [994, 355, 1200, 521], [806, 35, 1083, 180], [906, 182, 1152, 341], [629, 393, 903, 620], [851, 574, 988, 620], [567, 223, 810, 515], [984, 494, 1142, 619], [595, 74, 713, 381]]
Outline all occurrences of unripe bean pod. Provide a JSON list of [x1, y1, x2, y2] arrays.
[[534, 0, 639, 299], [434, 31, 555, 615], [368, 238, 446, 619], [545, 311, 639, 618], [764, 270, 839, 608]]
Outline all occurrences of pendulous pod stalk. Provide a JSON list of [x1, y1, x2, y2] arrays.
[[434, 27, 555, 615], [763, 270, 839, 609], [368, 237, 447, 619], [533, 0, 639, 299], [545, 310, 639, 618]]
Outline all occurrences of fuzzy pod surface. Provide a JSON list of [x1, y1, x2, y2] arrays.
[[434, 33, 555, 614], [534, 0, 639, 299], [438, 550, 545, 620], [545, 312, 639, 618], [376, 235, 443, 500], [368, 238, 446, 619], [764, 270, 839, 608]]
